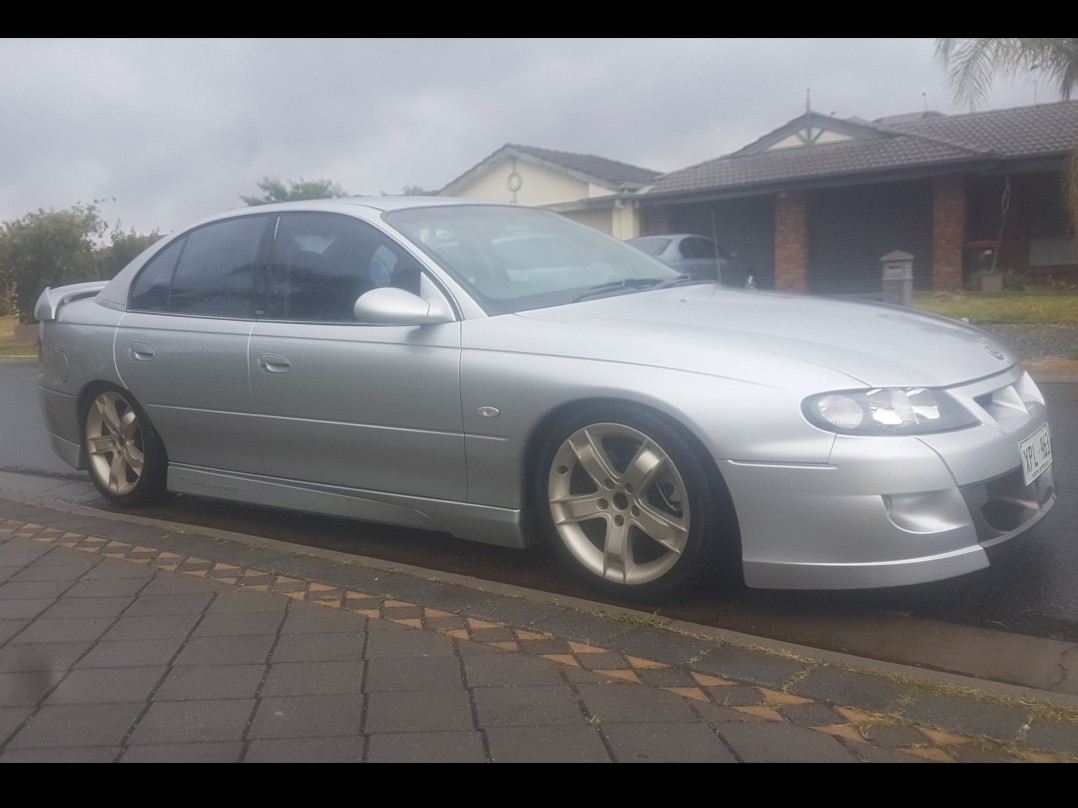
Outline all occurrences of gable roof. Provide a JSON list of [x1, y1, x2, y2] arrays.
[[645, 101, 1078, 198], [440, 143, 661, 196]]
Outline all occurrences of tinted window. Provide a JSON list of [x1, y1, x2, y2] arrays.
[[167, 216, 269, 318], [268, 213, 419, 322], [680, 238, 717, 260], [128, 237, 184, 312]]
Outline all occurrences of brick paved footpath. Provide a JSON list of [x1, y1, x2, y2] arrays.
[[1, 497, 1077, 763]]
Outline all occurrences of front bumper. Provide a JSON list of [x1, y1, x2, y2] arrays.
[[725, 368, 1057, 589]]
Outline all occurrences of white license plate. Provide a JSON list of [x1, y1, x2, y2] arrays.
[[1019, 423, 1053, 486]]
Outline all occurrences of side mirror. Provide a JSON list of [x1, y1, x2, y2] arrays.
[[353, 287, 454, 325]]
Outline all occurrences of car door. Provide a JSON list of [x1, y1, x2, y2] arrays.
[[115, 214, 272, 473], [247, 212, 466, 501]]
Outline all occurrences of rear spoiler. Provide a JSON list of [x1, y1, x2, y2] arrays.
[[34, 281, 109, 322]]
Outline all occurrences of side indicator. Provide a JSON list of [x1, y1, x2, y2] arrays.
[[477, 406, 500, 418]]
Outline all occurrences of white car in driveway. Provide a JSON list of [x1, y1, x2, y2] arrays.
[[626, 233, 753, 286], [34, 197, 1056, 600]]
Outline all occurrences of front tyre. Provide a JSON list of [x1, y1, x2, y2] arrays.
[[538, 405, 726, 600], [83, 388, 168, 507]]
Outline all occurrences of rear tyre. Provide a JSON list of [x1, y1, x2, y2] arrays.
[[83, 387, 168, 507], [537, 404, 729, 600]]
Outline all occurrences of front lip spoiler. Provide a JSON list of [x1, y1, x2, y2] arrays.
[[741, 544, 990, 591]]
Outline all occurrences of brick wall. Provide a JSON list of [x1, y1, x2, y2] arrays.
[[932, 176, 965, 290], [774, 191, 807, 291]]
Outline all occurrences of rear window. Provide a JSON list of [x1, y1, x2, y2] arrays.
[[128, 215, 271, 318]]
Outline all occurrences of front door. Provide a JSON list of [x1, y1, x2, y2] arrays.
[[247, 212, 465, 500]]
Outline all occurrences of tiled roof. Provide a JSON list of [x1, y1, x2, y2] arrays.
[[506, 144, 662, 187], [647, 101, 1078, 197], [441, 143, 660, 195], [884, 101, 1078, 156]]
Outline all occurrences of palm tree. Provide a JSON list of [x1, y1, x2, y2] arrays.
[[936, 38, 1078, 236], [936, 38, 1078, 104]]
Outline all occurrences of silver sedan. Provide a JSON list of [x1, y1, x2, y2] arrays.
[[34, 197, 1056, 599]]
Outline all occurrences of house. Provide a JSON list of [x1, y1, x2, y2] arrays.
[[637, 101, 1078, 293], [438, 104, 1078, 296], [439, 143, 660, 240]]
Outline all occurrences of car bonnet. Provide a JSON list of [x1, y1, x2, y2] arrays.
[[501, 284, 1018, 389]]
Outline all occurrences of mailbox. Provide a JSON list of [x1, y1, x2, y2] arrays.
[[881, 250, 914, 306]]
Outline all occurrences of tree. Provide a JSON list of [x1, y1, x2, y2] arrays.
[[0, 203, 107, 323], [241, 177, 349, 206], [936, 38, 1078, 236], [935, 39, 1078, 106], [97, 225, 163, 280]]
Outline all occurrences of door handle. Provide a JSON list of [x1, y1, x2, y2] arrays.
[[257, 353, 292, 374], [129, 343, 154, 362]]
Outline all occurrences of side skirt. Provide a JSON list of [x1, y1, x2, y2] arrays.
[[166, 464, 538, 549]]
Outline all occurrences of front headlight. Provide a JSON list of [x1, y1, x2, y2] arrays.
[[802, 387, 979, 435]]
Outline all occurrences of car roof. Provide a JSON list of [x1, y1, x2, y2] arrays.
[[331, 195, 487, 213], [181, 197, 514, 230]]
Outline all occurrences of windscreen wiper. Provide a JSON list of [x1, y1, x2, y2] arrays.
[[573, 277, 680, 302]]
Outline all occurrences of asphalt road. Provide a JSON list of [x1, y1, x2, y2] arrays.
[[3, 357, 1076, 657]]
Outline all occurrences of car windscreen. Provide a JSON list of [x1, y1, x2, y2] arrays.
[[384, 205, 684, 315], [626, 237, 672, 256]]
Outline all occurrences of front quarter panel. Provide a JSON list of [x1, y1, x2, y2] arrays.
[[459, 316, 846, 509]]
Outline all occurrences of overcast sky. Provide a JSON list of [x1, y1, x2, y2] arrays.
[[0, 38, 1053, 236]]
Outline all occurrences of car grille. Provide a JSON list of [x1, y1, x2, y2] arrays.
[[969, 372, 1043, 433], [960, 466, 1055, 541]]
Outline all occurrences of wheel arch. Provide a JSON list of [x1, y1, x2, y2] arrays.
[[77, 380, 169, 466], [521, 396, 742, 552], [79, 382, 170, 507]]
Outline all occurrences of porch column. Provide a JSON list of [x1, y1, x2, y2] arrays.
[[932, 175, 966, 290], [774, 191, 807, 291], [611, 200, 640, 240]]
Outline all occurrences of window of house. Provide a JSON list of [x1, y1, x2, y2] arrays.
[[1029, 236, 1078, 267]]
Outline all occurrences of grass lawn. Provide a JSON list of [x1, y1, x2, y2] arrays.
[[913, 291, 1078, 326], [0, 316, 36, 358]]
